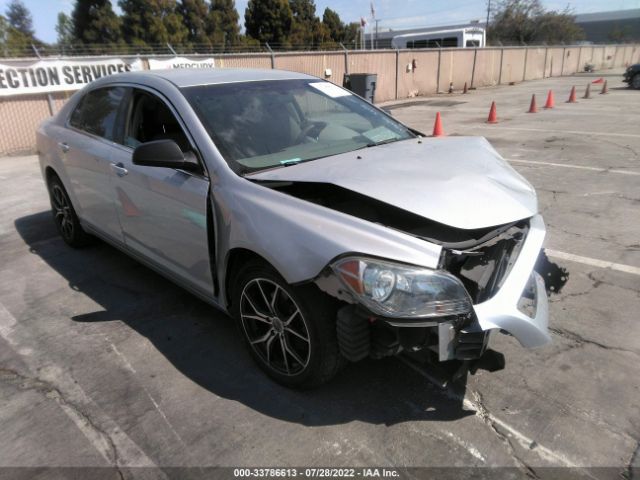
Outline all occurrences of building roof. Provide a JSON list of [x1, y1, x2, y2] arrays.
[[575, 9, 640, 23], [375, 22, 484, 40]]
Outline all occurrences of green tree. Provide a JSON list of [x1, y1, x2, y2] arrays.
[[0, 14, 8, 42], [119, 0, 189, 47], [289, 0, 322, 47], [0, 15, 8, 54], [489, 0, 583, 45], [3, 0, 40, 54], [72, 0, 121, 44], [245, 0, 292, 45], [534, 10, 584, 44], [6, 0, 33, 38], [343, 22, 360, 46], [179, 0, 210, 46], [322, 7, 344, 43], [209, 0, 240, 46], [55, 12, 74, 44]]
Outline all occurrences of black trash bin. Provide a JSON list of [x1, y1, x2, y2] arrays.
[[343, 73, 377, 103]]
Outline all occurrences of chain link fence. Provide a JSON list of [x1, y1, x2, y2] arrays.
[[0, 43, 638, 155]]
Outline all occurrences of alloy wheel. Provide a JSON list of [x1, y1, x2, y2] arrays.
[[240, 278, 311, 376], [51, 184, 74, 240]]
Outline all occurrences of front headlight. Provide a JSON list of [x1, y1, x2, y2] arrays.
[[332, 257, 472, 318]]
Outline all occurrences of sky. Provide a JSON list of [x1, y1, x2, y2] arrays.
[[0, 0, 639, 44]]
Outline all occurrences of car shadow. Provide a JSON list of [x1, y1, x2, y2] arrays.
[[15, 211, 473, 427]]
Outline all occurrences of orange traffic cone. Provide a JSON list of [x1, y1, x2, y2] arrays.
[[567, 86, 577, 103], [600, 80, 608, 94], [463, 82, 468, 94], [528, 94, 538, 113], [583, 83, 591, 99], [544, 90, 555, 109], [432, 112, 445, 137], [487, 101, 498, 123], [592, 77, 604, 84]]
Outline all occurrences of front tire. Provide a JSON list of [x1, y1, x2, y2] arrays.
[[231, 261, 343, 388], [632, 73, 640, 90], [47, 175, 92, 248]]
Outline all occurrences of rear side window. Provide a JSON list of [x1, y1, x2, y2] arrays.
[[69, 87, 126, 141]]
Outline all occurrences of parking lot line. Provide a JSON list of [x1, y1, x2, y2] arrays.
[[508, 159, 640, 176], [397, 357, 581, 469], [470, 125, 640, 139], [545, 249, 640, 276], [0, 301, 161, 470]]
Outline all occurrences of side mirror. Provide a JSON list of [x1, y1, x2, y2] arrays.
[[132, 139, 201, 173]]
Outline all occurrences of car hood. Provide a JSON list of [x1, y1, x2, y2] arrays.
[[247, 136, 538, 230]]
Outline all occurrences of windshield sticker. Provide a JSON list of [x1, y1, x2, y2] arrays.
[[363, 126, 398, 144], [280, 158, 302, 165], [309, 82, 352, 98]]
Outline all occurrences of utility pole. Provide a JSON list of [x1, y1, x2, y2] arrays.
[[485, 0, 491, 42]]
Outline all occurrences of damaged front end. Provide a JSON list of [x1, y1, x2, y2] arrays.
[[314, 210, 549, 369], [247, 137, 550, 370]]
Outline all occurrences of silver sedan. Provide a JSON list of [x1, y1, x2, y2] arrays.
[[37, 69, 549, 388]]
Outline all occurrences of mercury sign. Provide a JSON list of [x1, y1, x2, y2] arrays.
[[0, 58, 143, 96], [148, 57, 216, 70]]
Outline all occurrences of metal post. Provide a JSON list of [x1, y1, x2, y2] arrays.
[[522, 47, 528, 81], [576, 45, 582, 74], [395, 49, 399, 100], [543, 47, 549, 78], [265, 43, 275, 69], [436, 48, 442, 93], [340, 42, 349, 75], [485, 0, 491, 39], [498, 47, 504, 85], [470, 48, 478, 89], [166, 43, 177, 55], [31, 44, 56, 116], [560, 46, 566, 76]]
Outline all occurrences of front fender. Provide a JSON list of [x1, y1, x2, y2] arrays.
[[214, 180, 442, 288]]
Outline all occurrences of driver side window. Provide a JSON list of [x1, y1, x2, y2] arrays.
[[125, 91, 191, 152]]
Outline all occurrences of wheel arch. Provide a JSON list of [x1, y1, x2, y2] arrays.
[[44, 166, 60, 185], [224, 247, 278, 310]]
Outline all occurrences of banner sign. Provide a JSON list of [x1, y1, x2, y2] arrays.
[[0, 57, 143, 97], [148, 57, 215, 70]]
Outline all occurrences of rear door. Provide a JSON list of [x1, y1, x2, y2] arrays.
[[109, 88, 213, 297], [63, 86, 128, 243]]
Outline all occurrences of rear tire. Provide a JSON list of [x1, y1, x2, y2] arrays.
[[231, 260, 344, 388], [47, 175, 92, 248], [632, 73, 640, 90]]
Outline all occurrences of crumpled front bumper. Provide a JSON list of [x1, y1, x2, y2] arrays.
[[473, 214, 550, 348]]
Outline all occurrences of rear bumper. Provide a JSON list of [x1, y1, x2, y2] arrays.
[[473, 214, 550, 348]]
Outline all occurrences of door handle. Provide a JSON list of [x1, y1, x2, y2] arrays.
[[110, 162, 129, 177], [58, 142, 70, 153]]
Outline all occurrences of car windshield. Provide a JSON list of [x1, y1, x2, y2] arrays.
[[182, 79, 415, 174]]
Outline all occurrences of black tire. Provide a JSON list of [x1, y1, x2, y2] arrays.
[[231, 260, 344, 388], [632, 73, 640, 90], [47, 175, 92, 248]]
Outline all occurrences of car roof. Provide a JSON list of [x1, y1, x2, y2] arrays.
[[106, 68, 319, 88]]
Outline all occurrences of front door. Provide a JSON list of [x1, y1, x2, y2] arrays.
[[110, 89, 213, 297]]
